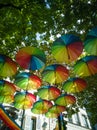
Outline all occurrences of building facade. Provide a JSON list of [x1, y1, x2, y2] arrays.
[[65, 108, 91, 130], [21, 107, 92, 130], [0, 105, 92, 130]]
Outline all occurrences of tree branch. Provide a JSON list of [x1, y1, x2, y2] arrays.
[[0, 3, 21, 10]]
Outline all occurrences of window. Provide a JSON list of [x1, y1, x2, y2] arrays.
[[82, 114, 89, 128], [31, 116, 36, 130], [68, 116, 73, 123], [73, 113, 80, 125]]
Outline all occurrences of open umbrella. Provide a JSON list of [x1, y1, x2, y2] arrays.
[[0, 54, 17, 77], [73, 55, 97, 77], [0, 80, 16, 95], [45, 111, 59, 118], [14, 72, 42, 90], [0, 95, 14, 104], [31, 100, 53, 114], [16, 46, 46, 70], [14, 92, 36, 109], [55, 94, 76, 106], [51, 34, 83, 63], [62, 77, 87, 93], [42, 64, 69, 84], [84, 27, 97, 55], [0, 80, 16, 104], [37, 85, 61, 100], [48, 105, 66, 115]]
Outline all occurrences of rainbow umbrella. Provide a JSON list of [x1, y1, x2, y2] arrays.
[[55, 94, 76, 106], [14, 72, 42, 90], [45, 111, 59, 118], [37, 85, 61, 100], [31, 100, 53, 114], [0, 54, 17, 77], [0, 95, 14, 104], [14, 92, 36, 109], [73, 56, 97, 77], [51, 34, 83, 63], [48, 105, 66, 114], [16, 46, 46, 70], [0, 80, 16, 95], [42, 64, 69, 84], [62, 77, 87, 93], [84, 27, 97, 55]]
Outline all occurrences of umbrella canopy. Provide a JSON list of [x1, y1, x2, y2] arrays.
[[45, 111, 59, 118], [51, 34, 83, 63], [16, 46, 46, 70], [37, 85, 61, 100], [62, 77, 87, 93], [14, 72, 42, 90], [84, 27, 97, 55], [73, 56, 97, 77], [0, 80, 16, 95], [14, 92, 36, 109], [48, 105, 66, 114], [31, 100, 53, 114], [42, 64, 69, 84], [0, 95, 14, 104], [0, 54, 17, 77], [55, 94, 76, 106]]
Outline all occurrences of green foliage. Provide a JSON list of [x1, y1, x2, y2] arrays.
[[0, 0, 97, 126]]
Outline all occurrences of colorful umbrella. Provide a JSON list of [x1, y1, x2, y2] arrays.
[[42, 64, 69, 84], [51, 34, 83, 63], [45, 111, 59, 118], [84, 27, 97, 55], [0, 80, 16, 95], [14, 92, 36, 109], [48, 105, 66, 114], [55, 94, 76, 106], [37, 85, 61, 100], [62, 77, 87, 93], [31, 100, 53, 114], [0, 95, 14, 104], [14, 72, 42, 90], [16, 46, 46, 70], [73, 56, 97, 77], [0, 54, 17, 77]]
